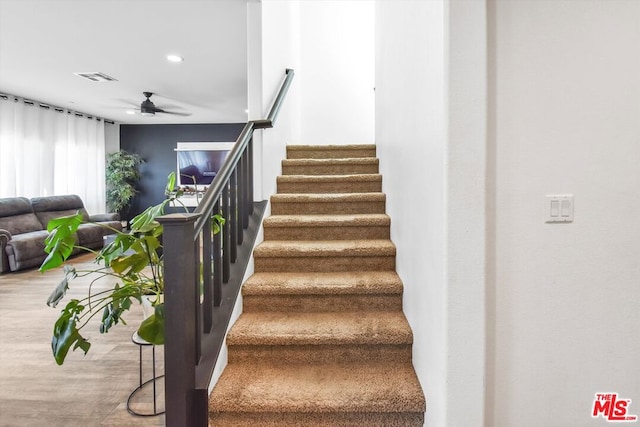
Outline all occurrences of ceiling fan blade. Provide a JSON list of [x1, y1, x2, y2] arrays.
[[154, 108, 192, 116]]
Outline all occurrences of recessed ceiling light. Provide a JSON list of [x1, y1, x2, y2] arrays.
[[166, 54, 184, 63], [126, 110, 136, 115]]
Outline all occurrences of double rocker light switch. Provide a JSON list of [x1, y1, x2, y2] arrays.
[[545, 194, 573, 223]]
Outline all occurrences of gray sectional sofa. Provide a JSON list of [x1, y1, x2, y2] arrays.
[[0, 195, 122, 273]]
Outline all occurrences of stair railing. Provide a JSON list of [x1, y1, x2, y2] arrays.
[[157, 68, 294, 427]]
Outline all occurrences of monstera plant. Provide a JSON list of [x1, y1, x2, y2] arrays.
[[40, 172, 224, 365]]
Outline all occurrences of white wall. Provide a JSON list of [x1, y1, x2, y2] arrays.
[[488, 1, 640, 426], [375, 2, 447, 426], [255, 0, 302, 199], [253, 0, 374, 197], [445, 1, 487, 426], [104, 122, 119, 154], [298, 1, 375, 145], [376, 1, 488, 426]]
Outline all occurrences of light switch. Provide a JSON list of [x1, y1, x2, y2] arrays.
[[546, 195, 573, 223]]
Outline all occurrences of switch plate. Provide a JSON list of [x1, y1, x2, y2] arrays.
[[545, 195, 573, 223]]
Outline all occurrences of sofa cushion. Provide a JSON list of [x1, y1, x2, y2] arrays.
[[0, 197, 44, 235], [0, 196, 33, 216], [4, 230, 49, 271], [0, 213, 43, 235], [35, 209, 88, 230], [77, 221, 122, 249], [31, 195, 90, 228], [77, 223, 107, 249], [31, 195, 85, 212]]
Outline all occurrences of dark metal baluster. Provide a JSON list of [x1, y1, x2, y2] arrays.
[[194, 236, 201, 361], [248, 137, 254, 215], [230, 168, 238, 263], [242, 147, 250, 230], [222, 182, 230, 283], [213, 199, 222, 307], [237, 150, 245, 245], [202, 215, 213, 332]]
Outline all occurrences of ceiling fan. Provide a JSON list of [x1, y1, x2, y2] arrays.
[[139, 92, 190, 116]]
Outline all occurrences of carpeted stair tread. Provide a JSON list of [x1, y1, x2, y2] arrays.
[[208, 411, 424, 426], [270, 193, 386, 215], [271, 192, 385, 203], [254, 239, 396, 258], [209, 361, 425, 414], [227, 311, 413, 346], [241, 271, 403, 312], [282, 158, 379, 167], [277, 174, 382, 184], [263, 214, 390, 240], [286, 144, 377, 159], [281, 158, 379, 175], [277, 174, 382, 194], [264, 213, 390, 228], [243, 271, 403, 296]]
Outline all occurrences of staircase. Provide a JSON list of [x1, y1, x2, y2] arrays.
[[209, 145, 426, 426]]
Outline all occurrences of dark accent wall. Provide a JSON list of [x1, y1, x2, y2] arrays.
[[120, 123, 245, 220]]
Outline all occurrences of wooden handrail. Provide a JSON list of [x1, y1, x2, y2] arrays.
[[158, 68, 294, 427], [195, 68, 294, 231]]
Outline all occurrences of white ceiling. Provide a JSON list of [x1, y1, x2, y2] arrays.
[[0, 0, 249, 124]]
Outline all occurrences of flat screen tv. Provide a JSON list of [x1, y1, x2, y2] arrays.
[[177, 149, 229, 186]]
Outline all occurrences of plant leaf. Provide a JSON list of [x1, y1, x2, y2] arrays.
[[99, 285, 142, 334], [129, 201, 170, 232], [51, 299, 90, 365], [39, 213, 84, 272], [211, 213, 226, 235], [137, 303, 164, 345], [165, 171, 177, 195], [97, 233, 136, 266], [46, 266, 77, 307], [110, 252, 149, 276]]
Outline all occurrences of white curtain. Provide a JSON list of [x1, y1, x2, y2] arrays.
[[0, 96, 106, 214]]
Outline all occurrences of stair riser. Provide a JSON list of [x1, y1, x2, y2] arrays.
[[226, 344, 412, 365], [282, 164, 379, 175], [264, 225, 389, 241], [243, 294, 402, 312], [270, 201, 385, 215], [277, 180, 381, 193], [286, 148, 377, 159], [210, 411, 424, 427], [254, 256, 395, 273]]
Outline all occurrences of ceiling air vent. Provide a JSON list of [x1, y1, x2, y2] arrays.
[[73, 72, 118, 82]]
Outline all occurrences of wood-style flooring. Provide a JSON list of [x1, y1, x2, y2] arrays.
[[0, 254, 165, 426]]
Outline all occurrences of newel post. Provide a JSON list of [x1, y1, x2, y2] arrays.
[[157, 212, 201, 427]]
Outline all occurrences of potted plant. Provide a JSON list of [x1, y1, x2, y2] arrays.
[[40, 172, 224, 365], [105, 150, 143, 224]]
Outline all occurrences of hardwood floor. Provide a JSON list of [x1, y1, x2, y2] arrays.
[[0, 254, 165, 426]]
